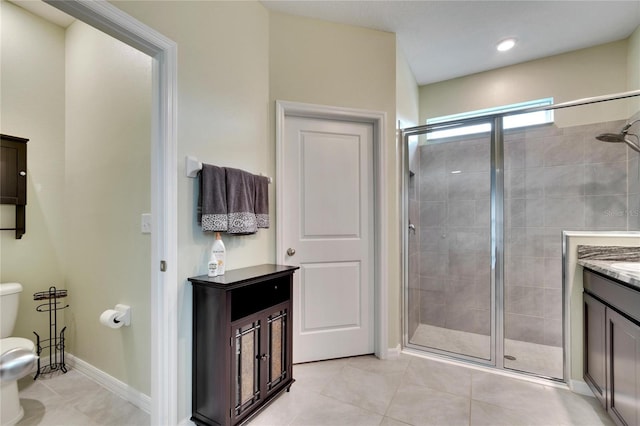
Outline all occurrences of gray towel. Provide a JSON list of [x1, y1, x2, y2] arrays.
[[225, 167, 257, 234], [255, 175, 269, 229], [198, 164, 228, 232]]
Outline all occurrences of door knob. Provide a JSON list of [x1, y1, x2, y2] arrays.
[[286, 248, 296, 256]]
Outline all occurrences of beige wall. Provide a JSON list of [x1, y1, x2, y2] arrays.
[[1, 1, 152, 396], [0, 0, 66, 346], [396, 45, 420, 128], [106, 0, 271, 417], [419, 40, 632, 127], [628, 26, 640, 114], [64, 20, 152, 395], [269, 11, 401, 351]]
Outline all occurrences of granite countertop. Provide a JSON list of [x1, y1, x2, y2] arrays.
[[577, 245, 640, 290]]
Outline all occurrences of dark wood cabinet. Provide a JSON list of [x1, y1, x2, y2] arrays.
[[583, 269, 640, 426], [584, 292, 606, 408], [0, 134, 28, 239], [189, 264, 298, 426], [607, 308, 640, 426]]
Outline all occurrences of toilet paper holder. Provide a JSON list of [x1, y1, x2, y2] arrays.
[[112, 304, 131, 326]]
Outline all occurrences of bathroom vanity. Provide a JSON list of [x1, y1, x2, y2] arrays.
[[188, 264, 298, 426], [581, 253, 640, 426]]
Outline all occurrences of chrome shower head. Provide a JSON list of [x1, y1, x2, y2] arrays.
[[595, 133, 627, 143], [595, 119, 640, 153]]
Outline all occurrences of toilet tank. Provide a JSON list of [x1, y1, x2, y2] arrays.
[[0, 283, 23, 338]]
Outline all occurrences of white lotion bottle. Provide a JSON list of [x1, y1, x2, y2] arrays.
[[212, 232, 226, 275], [207, 250, 218, 277]]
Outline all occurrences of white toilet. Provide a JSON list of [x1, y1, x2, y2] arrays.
[[1, 283, 37, 426]]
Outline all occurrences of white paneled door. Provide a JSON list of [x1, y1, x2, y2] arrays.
[[282, 115, 374, 363]]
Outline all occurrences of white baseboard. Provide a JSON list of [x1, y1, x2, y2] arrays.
[[64, 353, 151, 414], [386, 344, 402, 359], [570, 379, 595, 397]]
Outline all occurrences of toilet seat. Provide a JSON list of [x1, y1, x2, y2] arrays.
[[0, 337, 35, 355]]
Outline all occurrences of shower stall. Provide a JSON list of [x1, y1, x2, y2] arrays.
[[402, 90, 640, 381]]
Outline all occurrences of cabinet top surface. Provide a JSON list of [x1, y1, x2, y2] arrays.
[[0, 134, 29, 143], [188, 263, 299, 289], [579, 259, 640, 291]]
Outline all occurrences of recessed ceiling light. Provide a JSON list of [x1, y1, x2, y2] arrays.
[[497, 38, 516, 52]]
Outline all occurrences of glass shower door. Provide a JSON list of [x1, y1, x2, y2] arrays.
[[405, 122, 493, 362]]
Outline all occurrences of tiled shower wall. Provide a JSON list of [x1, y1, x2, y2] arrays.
[[415, 135, 492, 337], [409, 116, 639, 346]]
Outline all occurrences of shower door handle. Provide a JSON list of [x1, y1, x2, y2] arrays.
[[408, 224, 416, 234]]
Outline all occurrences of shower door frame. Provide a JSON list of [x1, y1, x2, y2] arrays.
[[401, 115, 504, 369], [401, 88, 640, 383]]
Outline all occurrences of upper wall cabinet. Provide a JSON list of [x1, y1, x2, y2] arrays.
[[1, 134, 28, 239]]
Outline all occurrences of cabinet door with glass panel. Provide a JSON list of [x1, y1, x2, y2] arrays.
[[230, 301, 291, 425]]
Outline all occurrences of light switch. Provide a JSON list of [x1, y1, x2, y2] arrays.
[[141, 213, 151, 234]]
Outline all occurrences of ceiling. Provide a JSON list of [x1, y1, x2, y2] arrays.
[[261, 0, 640, 85], [11, 0, 640, 86]]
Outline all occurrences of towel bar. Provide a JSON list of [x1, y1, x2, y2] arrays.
[[185, 156, 272, 183]]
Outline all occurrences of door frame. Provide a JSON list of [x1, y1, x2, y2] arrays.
[[44, 1, 178, 424], [275, 100, 389, 359]]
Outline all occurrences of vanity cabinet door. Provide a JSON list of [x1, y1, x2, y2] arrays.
[[230, 314, 263, 424], [264, 304, 291, 398], [584, 293, 607, 409], [606, 308, 640, 426]]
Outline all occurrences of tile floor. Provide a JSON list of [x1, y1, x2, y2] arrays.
[[249, 354, 613, 426], [411, 324, 564, 379], [15, 354, 612, 426], [16, 369, 149, 426]]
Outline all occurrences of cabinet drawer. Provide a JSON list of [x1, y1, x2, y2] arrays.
[[231, 277, 290, 321], [583, 270, 640, 323]]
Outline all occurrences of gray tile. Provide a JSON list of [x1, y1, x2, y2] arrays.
[[448, 200, 475, 227], [470, 400, 551, 426], [420, 251, 449, 277], [521, 257, 545, 287], [585, 136, 628, 164], [629, 194, 640, 230], [505, 286, 544, 317], [629, 156, 639, 194], [543, 134, 585, 167], [505, 313, 545, 344], [504, 139, 525, 170], [446, 140, 490, 173], [505, 169, 525, 199], [585, 194, 628, 229], [544, 288, 562, 320], [321, 365, 402, 415], [543, 164, 585, 197], [585, 161, 627, 196], [448, 251, 477, 278], [544, 197, 585, 228], [292, 358, 349, 393], [403, 357, 473, 398], [524, 168, 544, 199], [543, 257, 562, 289], [420, 172, 446, 201], [544, 318, 563, 347], [475, 199, 491, 227], [525, 139, 545, 168], [420, 201, 446, 227], [289, 392, 383, 426], [419, 302, 445, 327], [420, 227, 448, 252], [524, 199, 544, 227], [386, 383, 470, 426]]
